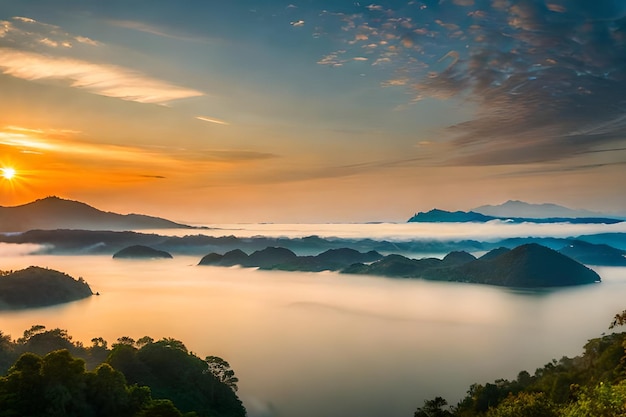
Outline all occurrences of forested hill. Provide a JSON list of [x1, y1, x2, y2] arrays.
[[407, 208, 622, 224], [413, 310, 626, 417], [0, 266, 93, 309], [0, 196, 192, 232], [0, 325, 246, 417]]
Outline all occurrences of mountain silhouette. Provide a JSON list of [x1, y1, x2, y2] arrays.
[[113, 245, 173, 259], [423, 243, 601, 287], [344, 244, 600, 287], [472, 200, 620, 219], [407, 208, 622, 224], [0, 266, 93, 309], [0, 196, 192, 232]]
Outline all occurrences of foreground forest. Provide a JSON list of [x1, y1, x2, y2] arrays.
[[414, 311, 626, 417], [0, 325, 245, 417]]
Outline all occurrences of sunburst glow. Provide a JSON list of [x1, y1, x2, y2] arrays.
[[2, 167, 16, 180]]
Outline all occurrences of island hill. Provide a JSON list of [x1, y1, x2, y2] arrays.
[[0, 266, 93, 309], [0, 196, 193, 232], [199, 243, 601, 288], [113, 245, 173, 259], [408, 208, 623, 224]]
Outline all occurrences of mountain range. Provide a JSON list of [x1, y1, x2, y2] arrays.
[[408, 208, 622, 224], [472, 200, 626, 219], [199, 243, 601, 288], [0, 196, 192, 232], [343, 243, 601, 287]]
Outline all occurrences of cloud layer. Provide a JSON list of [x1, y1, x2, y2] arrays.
[[314, 0, 626, 166], [0, 16, 202, 104]]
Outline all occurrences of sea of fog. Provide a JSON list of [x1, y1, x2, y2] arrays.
[[148, 220, 626, 241], [1, 222, 626, 417]]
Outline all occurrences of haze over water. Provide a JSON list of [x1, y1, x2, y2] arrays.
[[1, 223, 626, 417]]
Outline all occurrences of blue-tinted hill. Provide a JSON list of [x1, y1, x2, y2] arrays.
[[408, 208, 622, 224]]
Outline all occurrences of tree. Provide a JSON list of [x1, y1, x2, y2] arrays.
[[205, 356, 239, 392], [486, 392, 558, 417], [137, 399, 183, 417], [610, 310, 626, 329], [0, 352, 46, 416], [84, 363, 130, 416], [115, 337, 136, 347], [414, 396, 454, 417], [40, 349, 89, 416]]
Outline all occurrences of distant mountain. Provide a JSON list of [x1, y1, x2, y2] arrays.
[[113, 245, 173, 259], [558, 240, 626, 266], [0, 266, 93, 309], [407, 208, 622, 224], [346, 244, 601, 287], [2, 228, 625, 266], [199, 247, 383, 272], [0, 196, 192, 232], [423, 243, 601, 287], [472, 200, 620, 219], [408, 209, 493, 223]]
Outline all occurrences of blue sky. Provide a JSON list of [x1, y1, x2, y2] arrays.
[[0, 0, 625, 222]]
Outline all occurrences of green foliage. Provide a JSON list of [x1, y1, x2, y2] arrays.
[[417, 311, 626, 417], [205, 356, 239, 392], [414, 396, 455, 417], [0, 266, 93, 308], [486, 392, 558, 417], [562, 381, 626, 417], [0, 326, 246, 417], [137, 399, 183, 417]]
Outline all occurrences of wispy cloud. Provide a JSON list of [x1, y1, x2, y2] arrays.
[[108, 20, 206, 43], [315, 0, 626, 167], [196, 116, 230, 126], [0, 16, 202, 104], [0, 127, 169, 163], [0, 47, 203, 104], [0, 126, 275, 166], [74, 35, 100, 46]]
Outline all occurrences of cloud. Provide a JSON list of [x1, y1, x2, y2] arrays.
[[196, 116, 230, 126], [316, 0, 626, 167], [0, 126, 276, 170], [0, 127, 171, 163], [425, 1, 626, 165], [75, 36, 100, 46], [0, 47, 203, 104], [108, 20, 205, 43], [194, 150, 277, 162], [12, 16, 36, 23]]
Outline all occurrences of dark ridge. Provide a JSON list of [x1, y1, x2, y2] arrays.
[[199, 249, 250, 266], [408, 208, 622, 224], [0, 196, 192, 232], [441, 251, 476, 266], [0, 266, 93, 309], [344, 244, 600, 288], [245, 247, 298, 268], [113, 245, 173, 259], [558, 240, 626, 266], [478, 247, 511, 261], [423, 243, 601, 287]]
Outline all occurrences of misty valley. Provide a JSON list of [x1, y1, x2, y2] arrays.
[[3, 0, 626, 414], [1, 196, 626, 417], [2, 220, 626, 416]]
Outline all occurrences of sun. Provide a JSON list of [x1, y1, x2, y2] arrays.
[[2, 167, 16, 180]]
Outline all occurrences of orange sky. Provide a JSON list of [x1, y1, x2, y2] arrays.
[[1, 2, 625, 223]]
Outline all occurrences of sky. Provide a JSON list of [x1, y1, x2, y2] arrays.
[[0, 0, 625, 223]]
